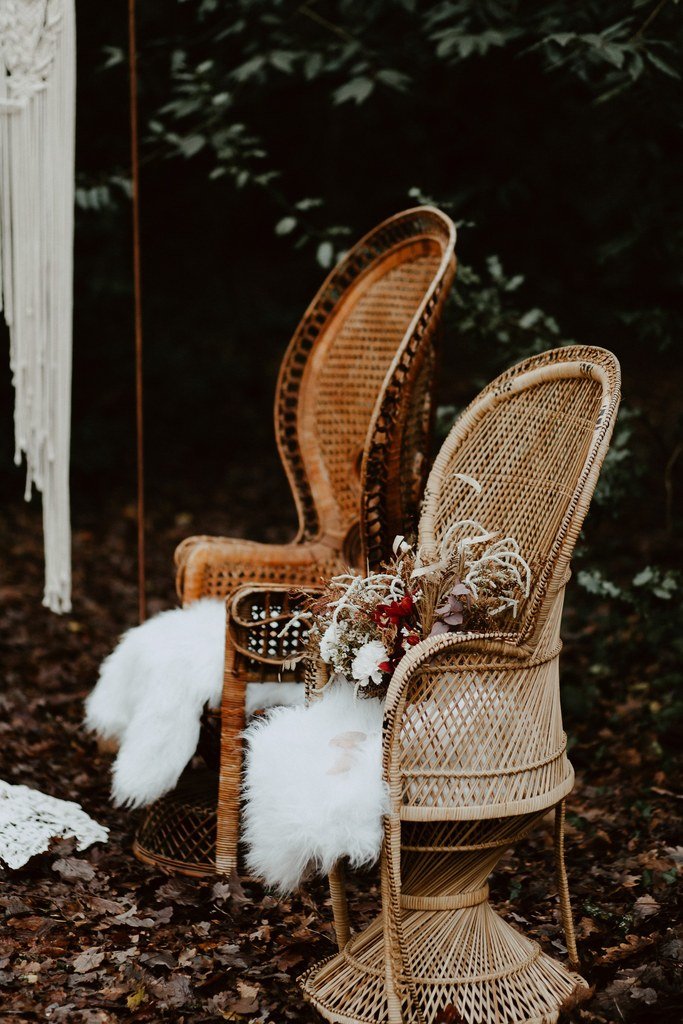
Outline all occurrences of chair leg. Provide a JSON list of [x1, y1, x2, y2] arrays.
[[328, 860, 351, 950], [381, 847, 406, 1024], [215, 631, 246, 876], [555, 798, 580, 969]]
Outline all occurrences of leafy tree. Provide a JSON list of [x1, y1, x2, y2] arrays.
[[1, 0, 680, 715]]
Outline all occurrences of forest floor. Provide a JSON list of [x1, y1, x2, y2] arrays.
[[0, 484, 681, 1024]]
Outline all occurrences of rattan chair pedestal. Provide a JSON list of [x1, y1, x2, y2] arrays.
[[133, 770, 218, 878], [302, 844, 587, 1024], [302, 804, 588, 1024]]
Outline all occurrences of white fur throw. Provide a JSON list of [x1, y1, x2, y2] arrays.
[[242, 681, 388, 893], [84, 599, 304, 808]]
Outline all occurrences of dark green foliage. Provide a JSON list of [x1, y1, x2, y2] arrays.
[[0, 0, 680, 716]]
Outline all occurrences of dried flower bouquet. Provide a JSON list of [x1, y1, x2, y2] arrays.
[[306, 501, 532, 700]]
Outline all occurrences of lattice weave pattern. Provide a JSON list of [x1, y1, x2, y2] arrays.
[[176, 207, 456, 605]]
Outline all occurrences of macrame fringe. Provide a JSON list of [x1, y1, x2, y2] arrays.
[[0, 0, 76, 612]]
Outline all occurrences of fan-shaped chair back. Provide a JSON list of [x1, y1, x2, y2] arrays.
[[277, 207, 456, 568], [419, 345, 620, 650]]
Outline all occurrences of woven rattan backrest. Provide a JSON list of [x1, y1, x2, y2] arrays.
[[275, 208, 456, 567], [419, 346, 621, 649]]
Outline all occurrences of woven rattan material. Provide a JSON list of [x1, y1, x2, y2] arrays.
[[135, 208, 456, 878], [133, 771, 217, 878], [302, 346, 620, 1023], [395, 642, 572, 820], [176, 208, 456, 605]]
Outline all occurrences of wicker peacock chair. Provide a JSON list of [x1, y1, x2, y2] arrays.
[[301, 345, 621, 1024], [133, 207, 457, 877]]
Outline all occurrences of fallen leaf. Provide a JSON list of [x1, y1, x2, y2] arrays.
[[53, 857, 95, 882], [0, 896, 32, 916], [634, 894, 660, 919], [577, 916, 601, 939], [87, 896, 128, 916], [226, 979, 260, 1015], [73, 947, 105, 974], [126, 987, 148, 1010], [661, 938, 683, 959], [596, 933, 658, 964], [664, 845, 683, 867], [139, 949, 177, 969], [150, 973, 192, 1009], [619, 873, 641, 889], [212, 881, 231, 903], [630, 986, 658, 1004]]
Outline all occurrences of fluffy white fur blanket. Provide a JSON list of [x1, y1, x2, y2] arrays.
[[242, 681, 388, 893], [84, 599, 304, 808]]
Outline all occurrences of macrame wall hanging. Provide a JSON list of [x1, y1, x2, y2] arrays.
[[0, 0, 76, 612]]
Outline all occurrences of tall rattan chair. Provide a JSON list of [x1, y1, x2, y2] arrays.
[[175, 207, 456, 601], [301, 346, 621, 1024], [133, 207, 457, 876]]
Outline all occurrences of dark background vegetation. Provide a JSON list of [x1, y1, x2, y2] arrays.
[[1, 2, 682, 1021]]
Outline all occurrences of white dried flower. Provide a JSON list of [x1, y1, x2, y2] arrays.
[[320, 620, 345, 665], [351, 640, 388, 688]]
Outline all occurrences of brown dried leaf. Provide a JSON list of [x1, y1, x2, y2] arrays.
[[149, 973, 193, 1009], [634, 894, 660, 919], [226, 979, 260, 1014], [576, 916, 601, 939], [86, 896, 128, 916], [72, 947, 105, 974], [596, 933, 658, 965], [53, 856, 95, 882], [212, 881, 232, 903], [0, 896, 32, 916], [630, 986, 658, 1004]]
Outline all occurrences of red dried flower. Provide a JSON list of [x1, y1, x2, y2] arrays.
[[371, 592, 416, 628]]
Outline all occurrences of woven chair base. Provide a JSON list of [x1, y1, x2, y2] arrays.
[[301, 901, 587, 1024], [133, 770, 218, 878]]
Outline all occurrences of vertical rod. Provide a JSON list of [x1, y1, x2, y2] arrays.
[[555, 799, 580, 969], [328, 860, 351, 950], [128, 0, 146, 623]]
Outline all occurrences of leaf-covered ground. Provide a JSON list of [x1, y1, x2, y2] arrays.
[[0, 487, 681, 1024]]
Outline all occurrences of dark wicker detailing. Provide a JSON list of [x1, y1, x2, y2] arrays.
[[133, 771, 218, 878], [174, 206, 456, 605]]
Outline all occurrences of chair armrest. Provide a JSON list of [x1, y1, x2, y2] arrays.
[[174, 534, 342, 603], [227, 582, 322, 682], [215, 582, 323, 874], [381, 627, 570, 824], [383, 630, 522, 726]]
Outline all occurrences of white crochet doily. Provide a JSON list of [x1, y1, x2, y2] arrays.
[[0, 780, 108, 869]]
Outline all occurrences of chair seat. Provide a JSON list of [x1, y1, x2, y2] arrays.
[[133, 685, 307, 877], [242, 682, 387, 892]]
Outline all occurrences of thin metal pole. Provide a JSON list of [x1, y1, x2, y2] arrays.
[[128, 0, 146, 622]]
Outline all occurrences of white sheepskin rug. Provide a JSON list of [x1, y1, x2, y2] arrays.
[[242, 681, 388, 893], [84, 599, 304, 809]]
